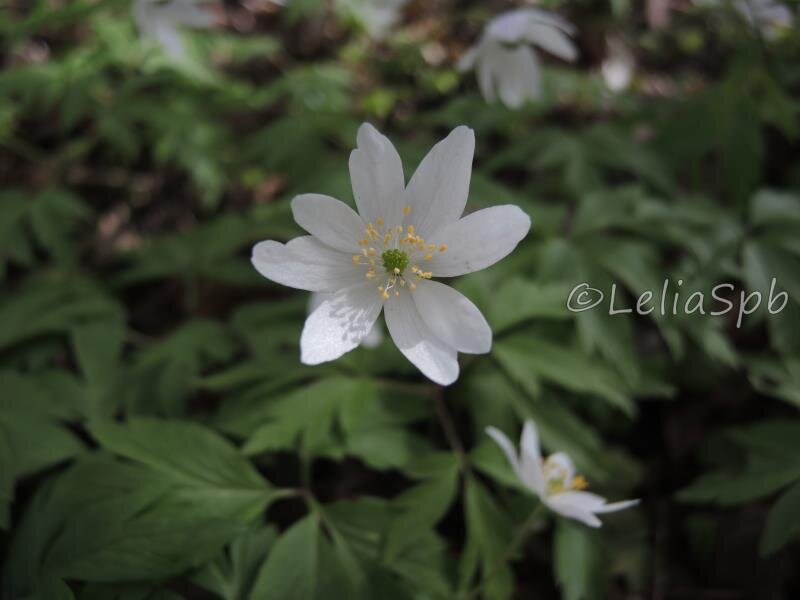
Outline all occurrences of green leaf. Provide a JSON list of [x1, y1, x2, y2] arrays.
[[0, 429, 12, 530], [495, 334, 634, 415], [553, 520, 605, 600], [90, 418, 271, 511], [2, 457, 255, 595], [459, 478, 514, 600], [760, 480, 800, 556], [0, 273, 122, 353], [488, 279, 572, 332], [250, 516, 359, 600], [123, 320, 238, 415], [678, 465, 800, 505], [192, 525, 278, 600]]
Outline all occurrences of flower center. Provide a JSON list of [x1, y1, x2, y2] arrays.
[[350, 205, 447, 301], [381, 249, 409, 275], [543, 457, 589, 495]]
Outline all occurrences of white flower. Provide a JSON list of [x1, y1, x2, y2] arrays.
[[733, 0, 793, 35], [700, 0, 793, 37], [132, 0, 215, 59], [339, 0, 409, 40], [251, 124, 531, 385], [308, 292, 383, 348], [601, 39, 634, 93], [458, 8, 578, 109], [486, 420, 639, 528]]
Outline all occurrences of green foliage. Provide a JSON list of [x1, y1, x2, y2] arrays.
[[680, 421, 800, 555]]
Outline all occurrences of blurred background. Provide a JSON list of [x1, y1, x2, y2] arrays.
[[1, 0, 800, 598]]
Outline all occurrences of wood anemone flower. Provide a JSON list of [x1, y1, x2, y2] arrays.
[[252, 123, 531, 385], [486, 420, 639, 527]]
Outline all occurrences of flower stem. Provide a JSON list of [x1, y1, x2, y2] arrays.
[[434, 388, 466, 459]]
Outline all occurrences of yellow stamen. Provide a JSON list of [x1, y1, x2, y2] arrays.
[[376, 217, 384, 226], [424, 253, 433, 261], [572, 476, 589, 490], [352, 255, 360, 264], [439, 244, 447, 252], [403, 205, 411, 216]]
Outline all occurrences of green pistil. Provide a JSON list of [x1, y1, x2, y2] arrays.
[[381, 249, 409, 275]]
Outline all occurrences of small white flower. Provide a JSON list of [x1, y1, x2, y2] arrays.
[[486, 420, 639, 528], [700, 0, 793, 37], [458, 8, 578, 109], [308, 292, 383, 348], [251, 124, 531, 385], [132, 0, 215, 59], [340, 0, 409, 40], [601, 39, 634, 93], [733, 0, 793, 35]]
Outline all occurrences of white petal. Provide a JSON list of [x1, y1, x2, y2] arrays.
[[412, 280, 491, 354], [546, 452, 576, 483], [291, 194, 364, 253], [349, 123, 406, 227], [300, 282, 383, 365], [457, 45, 480, 71], [486, 9, 537, 43], [556, 490, 607, 510], [403, 126, 475, 239], [310, 292, 383, 349], [167, 0, 215, 28], [519, 421, 546, 496], [251, 236, 362, 292], [594, 498, 640, 514], [486, 426, 525, 484], [523, 8, 577, 36], [546, 495, 603, 528], [427, 205, 531, 277], [523, 23, 578, 62], [495, 45, 541, 109], [307, 291, 326, 313], [384, 292, 459, 385], [153, 21, 185, 58], [549, 490, 638, 520]]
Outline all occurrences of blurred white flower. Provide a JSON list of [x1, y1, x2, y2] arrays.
[[734, 0, 793, 35], [486, 420, 639, 527], [458, 8, 578, 109], [340, 0, 408, 39], [701, 0, 794, 37], [132, 0, 215, 59], [601, 39, 635, 92], [308, 292, 383, 348], [251, 123, 530, 385]]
